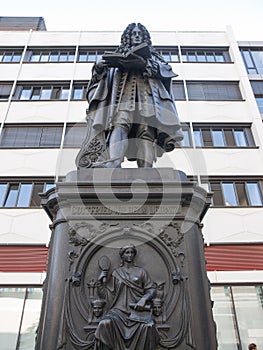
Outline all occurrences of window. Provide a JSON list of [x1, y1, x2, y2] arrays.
[[25, 48, 76, 62], [193, 124, 254, 148], [255, 97, 263, 114], [13, 83, 70, 101], [181, 47, 231, 63], [77, 47, 116, 62], [240, 48, 263, 74], [0, 180, 54, 208], [211, 285, 263, 350], [0, 125, 63, 148], [251, 81, 263, 114], [206, 179, 263, 207], [187, 81, 242, 101], [63, 124, 87, 147], [172, 81, 186, 100], [0, 83, 13, 101], [71, 82, 88, 100], [157, 48, 179, 62], [0, 287, 42, 349], [174, 124, 191, 148], [0, 49, 22, 63]]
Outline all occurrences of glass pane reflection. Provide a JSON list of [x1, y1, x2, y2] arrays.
[[0, 288, 26, 350], [18, 289, 42, 350], [232, 286, 263, 350], [211, 287, 239, 350]]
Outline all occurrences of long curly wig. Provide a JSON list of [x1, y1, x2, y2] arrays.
[[116, 23, 165, 62]]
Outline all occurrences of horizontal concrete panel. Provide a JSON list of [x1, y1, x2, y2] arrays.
[[177, 101, 253, 122], [0, 272, 46, 284], [6, 101, 69, 123], [78, 31, 121, 46], [0, 209, 51, 244], [176, 31, 229, 46], [203, 207, 263, 243], [156, 148, 263, 177], [29, 31, 81, 46], [67, 102, 87, 122], [0, 63, 20, 80], [0, 31, 30, 46], [18, 62, 75, 80], [73, 63, 93, 80], [0, 149, 60, 176], [175, 63, 239, 80], [208, 270, 263, 284], [197, 148, 263, 176]]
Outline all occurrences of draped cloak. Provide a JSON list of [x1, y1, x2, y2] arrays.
[[94, 266, 160, 350], [77, 55, 183, 165]]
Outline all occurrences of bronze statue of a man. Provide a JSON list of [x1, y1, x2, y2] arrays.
[[77, 23, 183, 168]]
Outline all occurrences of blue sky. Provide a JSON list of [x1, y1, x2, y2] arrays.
[[1, 0, 262, 40]]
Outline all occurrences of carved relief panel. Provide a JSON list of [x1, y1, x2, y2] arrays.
[[62, 221, 195, 350]]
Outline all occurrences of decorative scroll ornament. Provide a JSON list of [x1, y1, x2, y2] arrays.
[[77, 136, 107, 168]]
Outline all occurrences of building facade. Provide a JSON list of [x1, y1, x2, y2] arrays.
[[0, 18, 263, 350]]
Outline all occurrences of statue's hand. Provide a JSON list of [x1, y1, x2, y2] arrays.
[[94, 60, 108, 73], [98, 270, 108, 283], [134, 297, 147, 311]]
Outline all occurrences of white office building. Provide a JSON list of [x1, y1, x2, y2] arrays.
[[0, 17, 263, 350]]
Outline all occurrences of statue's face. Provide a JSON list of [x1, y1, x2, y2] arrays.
[[93, 305, 103, 317], [153, 304, 162, 316], [122, 247, 136, 263], [130, 26, 143, 46]]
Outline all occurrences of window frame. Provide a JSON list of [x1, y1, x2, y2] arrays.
[[240, 47, 263, 74], [193, 124, 255, 148], [77, 47, 117, 62], [181, 47, 231, 63], [25, 47, 76, 63], [204, 177, 263, 207], [0, 124, 64, 148], [0, 49, 23, 63], [0, 179, 55, 208], [13, 83, 71, 101], [187, 81, 243, 101]]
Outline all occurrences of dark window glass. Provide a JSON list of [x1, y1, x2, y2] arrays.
[[4, 184, 19, 207], [182, 48, 230, 63], [193, 125, 254, 148], [0, 181, 54, 208], [26, 49, 75, 63], [77, 48, 116, 62], [14, 84, 70, 101], [0, 126, 63, 148], [246, 182, 263, 206], [16, 184, 32, 207], [172, 81, 186, 100], [158, 49, 179, 62], [255, 97, 263, 114], [206, 180, 263, 207], [0, 184, 7, 206], [63, 124, 87, 147], [0, 50, 22, 63], [0, 83, 13, 101], [187, 82, 242, 101], [211, 130, 226, 146], [20, 88, 32, 100], [179, 127, 191, 147], [233, 130, 248, 147], [193, 130, 203, 147], [241, 48, 263, 74]]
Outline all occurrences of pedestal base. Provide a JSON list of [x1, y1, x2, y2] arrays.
[[35, 168, 217, 350]]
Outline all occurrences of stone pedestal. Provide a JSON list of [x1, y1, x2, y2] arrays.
[[35, 168, 217, 350]]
